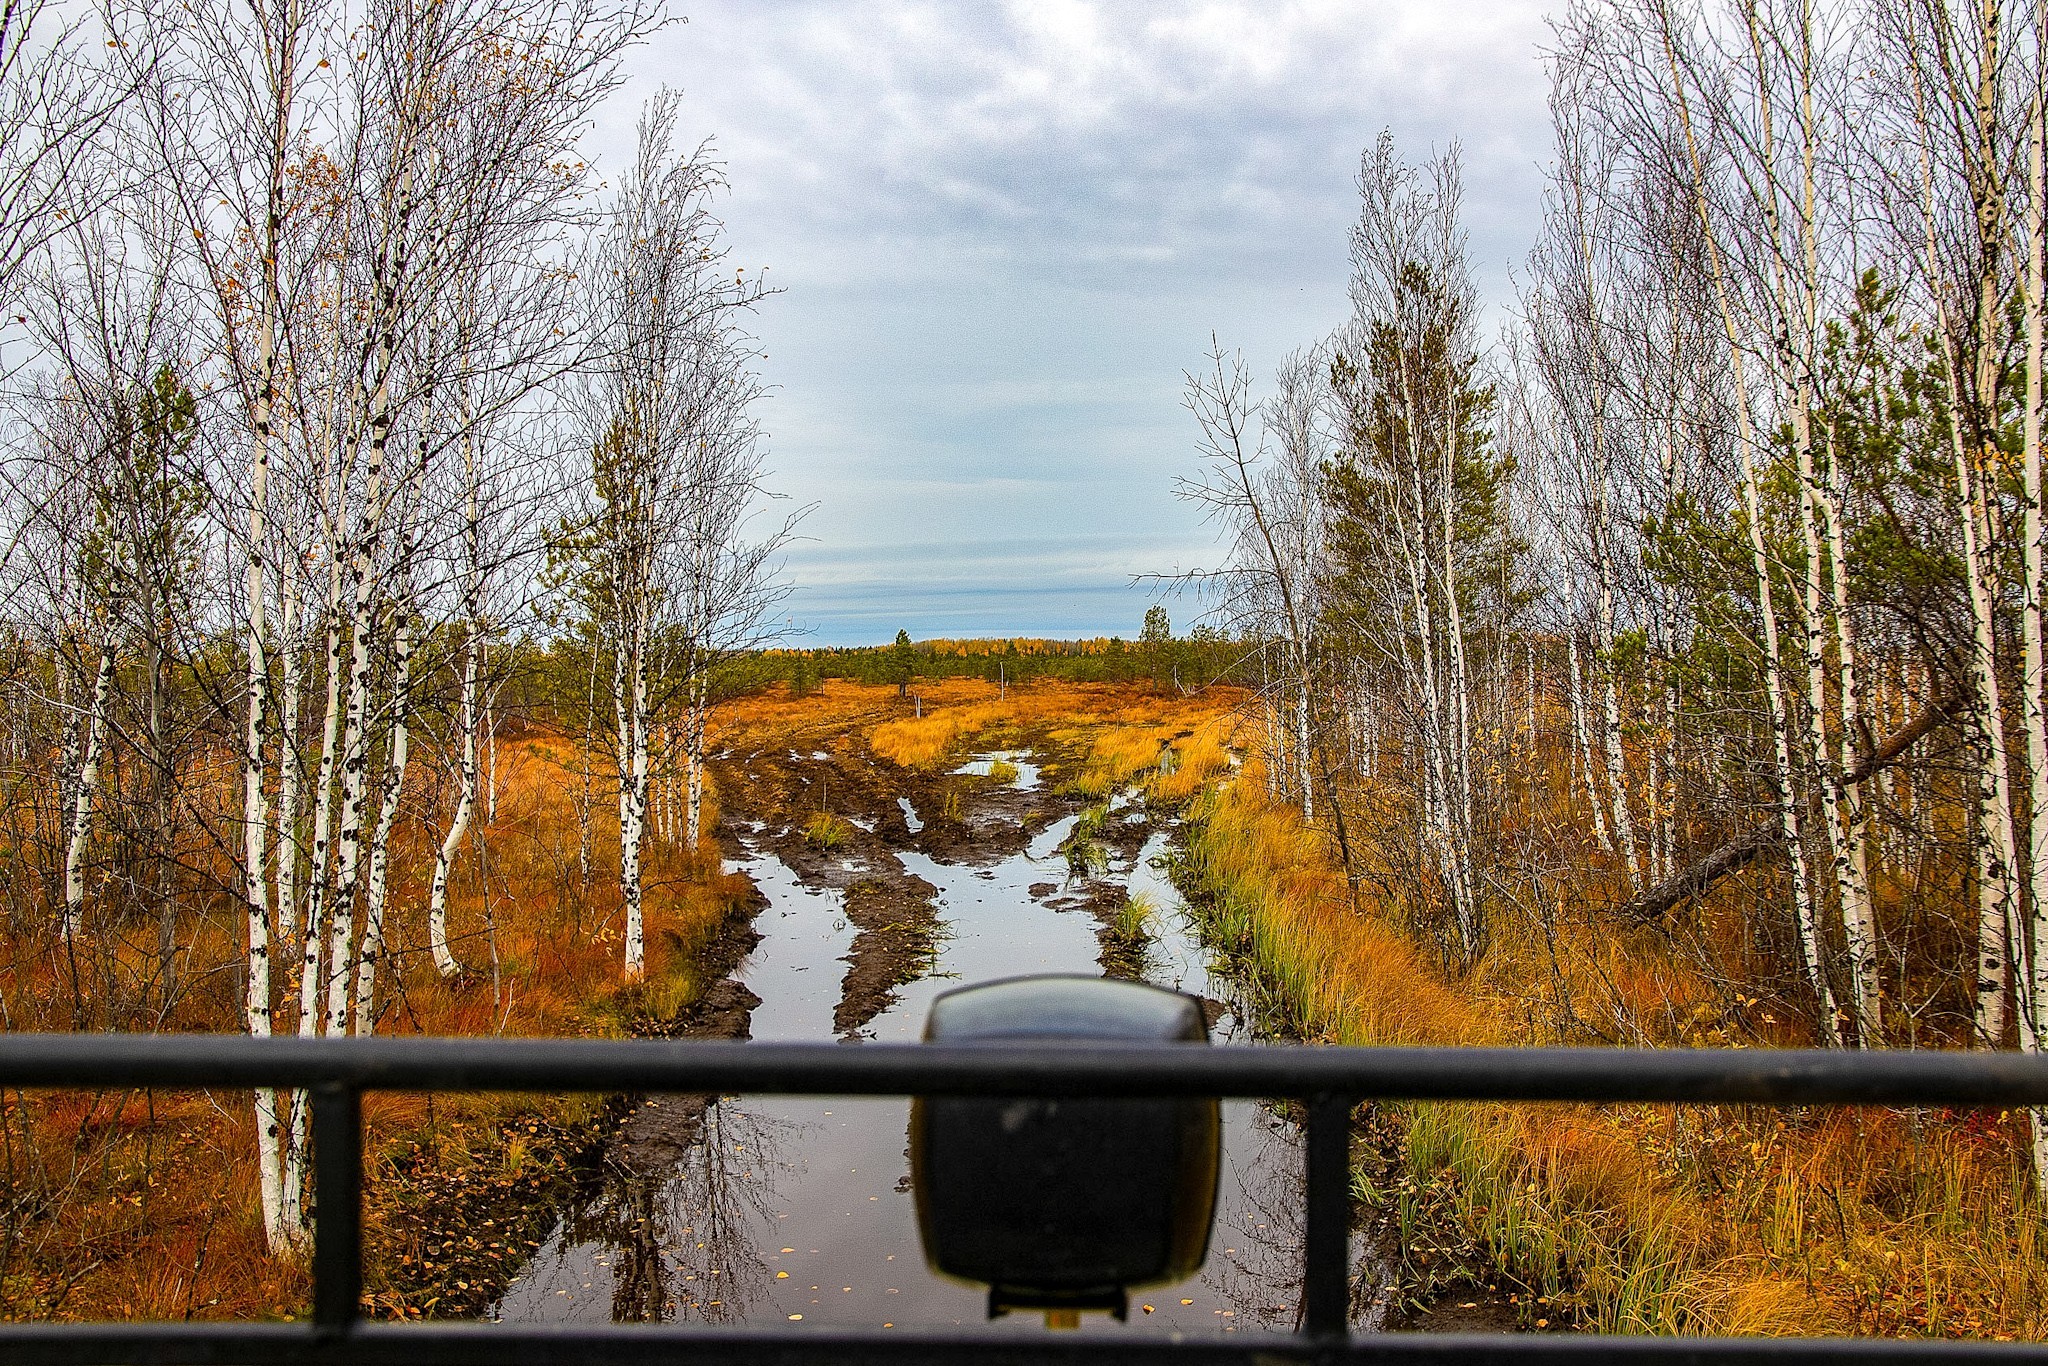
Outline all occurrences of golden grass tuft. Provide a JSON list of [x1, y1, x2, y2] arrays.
[[802, 812, 853, 849], [872, 702, 1007, 768]]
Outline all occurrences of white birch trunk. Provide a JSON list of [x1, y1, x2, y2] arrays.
[[2018, 39, 2048, 1191], [1396, 418, 1466, 951], [61, 638, 116, 943], [323, 228, 408, 1037], [686, 670, 706, 846], [620, 618, 648, 980], [1942, 323, 2020, 1048], [1567, 627, 1614, 853], [1817, 426, 1883, 1044], [352, 608, 411, 1035], [1440, 410, 1475, 862], [428, 630, 476, 980], [1743, 445, 1839, 1045], [1769, 5, 1881, 1047], [1662, 32, 1838, 1041], [275, 587, 301, 947], [242, 8, 298, 1245], [1909, 2, 2020, 1049], [297, 556, 345, 1018], [323, 585, 376, 1038], [280, 569, 343, 1238], [1595, 496, 1641, 888]]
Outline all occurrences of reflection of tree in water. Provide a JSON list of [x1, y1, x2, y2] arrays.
[[606, 1174, 667, 1321], [1200, 1104, 1307, 1330], [566, 1100, 798, 1323], [1198, 1103, 1388, 1332]]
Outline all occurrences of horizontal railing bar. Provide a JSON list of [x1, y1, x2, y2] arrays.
[[0, 1324, 2042, 1366], [0, 1034, 2045, 1106]]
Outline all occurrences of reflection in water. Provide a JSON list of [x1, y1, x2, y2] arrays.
[[501, 757, 1372, 1334], [1201, 1106, 1300, 1329], [501, 1103, 800, 1324], [606, 1175, 665, 1322]]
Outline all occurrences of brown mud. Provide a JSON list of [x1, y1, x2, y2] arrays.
[[368, 1106, 616, 1321], [705, 704, 1107, 1032]]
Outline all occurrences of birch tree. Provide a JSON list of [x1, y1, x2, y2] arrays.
[[123, 0, 328, 1247], [1322, 135, 1516, 963], [1177, 341, 1332, 833], [1879, 0, 2035, 1053], [562, 91, 784, 980]]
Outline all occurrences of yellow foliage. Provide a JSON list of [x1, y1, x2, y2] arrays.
[[872, 701, 1007, 768]]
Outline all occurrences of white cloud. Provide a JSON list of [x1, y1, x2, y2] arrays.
[[586, 0, 1557, 643]]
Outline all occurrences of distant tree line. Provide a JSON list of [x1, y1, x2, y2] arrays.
[[693, 615, 1254, 695]]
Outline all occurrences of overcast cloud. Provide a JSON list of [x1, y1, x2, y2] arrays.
[[593, 1, 1557, 645]]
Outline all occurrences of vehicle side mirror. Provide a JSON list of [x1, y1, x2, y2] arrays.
[[909, 974, 1220, 1324]]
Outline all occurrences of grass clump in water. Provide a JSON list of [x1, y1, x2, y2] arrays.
[[1098, 889, 1157, 978], [802, 812, 853, 849], [988, 758, 1021, 785], [1115, 889, 1157, 940], [1063, 803, 1110, 877]]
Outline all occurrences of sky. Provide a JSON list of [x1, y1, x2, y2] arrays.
[[593, 1, 1558, 646]]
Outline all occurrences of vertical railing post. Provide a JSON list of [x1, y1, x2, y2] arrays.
[[1302, 1092, 1353, 1339], [311, 1083, 362, 1333]]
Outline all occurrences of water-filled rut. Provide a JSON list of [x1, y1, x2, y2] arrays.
[[495, 752, 1381, 1337]]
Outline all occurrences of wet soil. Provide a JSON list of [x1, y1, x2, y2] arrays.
[[367, 1105, 617, 1321], [706, 706, 1090, 1034]]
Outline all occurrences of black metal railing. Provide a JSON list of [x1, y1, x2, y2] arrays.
[[3, 1033, 2048, 1363]]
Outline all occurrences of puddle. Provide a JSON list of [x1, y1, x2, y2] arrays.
[[948, 751, 1042, 791], [1026, 814, 1078, 862], [731, 851, 857, 1042], [499, 775, 1378, 1335], [897, 798, 922, 833]]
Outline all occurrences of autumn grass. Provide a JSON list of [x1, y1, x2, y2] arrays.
[[802, 812, 853, 850], [1116, 889, 1159, 940], [1067, 711, 1238, 802], [1180, 768, 2048, 1337], [2, 675, 1256, 1322], [863, 676, 1245, 781]]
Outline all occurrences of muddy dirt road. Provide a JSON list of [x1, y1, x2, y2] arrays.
[[495, 721, 1396, 1338]]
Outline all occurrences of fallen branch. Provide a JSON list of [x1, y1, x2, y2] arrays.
[[1619, 694, 1960, 923], [1619, 828, 1781, 925]]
